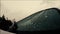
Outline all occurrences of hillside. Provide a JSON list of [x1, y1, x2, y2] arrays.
[[17, 8, 60, 31]]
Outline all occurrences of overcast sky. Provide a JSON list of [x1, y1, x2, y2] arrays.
[[1, 0, 60, 22]]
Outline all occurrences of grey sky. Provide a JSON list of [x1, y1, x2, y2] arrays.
[[1, 0, 60, 21]]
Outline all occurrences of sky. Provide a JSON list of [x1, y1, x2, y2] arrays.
[[0, 0, 60, 22]]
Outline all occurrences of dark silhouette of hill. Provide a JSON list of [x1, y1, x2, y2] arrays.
[[16, 7, 60, 31], [0, 7, 60, 34]]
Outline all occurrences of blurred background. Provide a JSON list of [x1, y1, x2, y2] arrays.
[[0, 0, 60, 34]]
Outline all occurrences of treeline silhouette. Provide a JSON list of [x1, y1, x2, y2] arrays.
[[0, 15, 17, 33]]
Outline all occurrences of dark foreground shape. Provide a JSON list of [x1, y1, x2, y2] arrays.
[[0, 15, 17, 33], [0, 8, 60, 34], [17, 7, 60, 31]]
